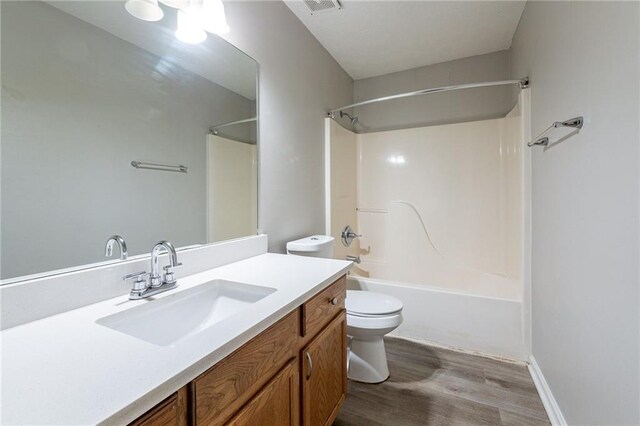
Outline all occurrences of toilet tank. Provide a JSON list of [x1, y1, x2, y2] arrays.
[[286, 235, 334, 258]]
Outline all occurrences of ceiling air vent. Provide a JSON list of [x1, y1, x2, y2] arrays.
[[303, 0, 342, 15]]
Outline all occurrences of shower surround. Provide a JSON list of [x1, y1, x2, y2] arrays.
[[327, 93, 530, 359]]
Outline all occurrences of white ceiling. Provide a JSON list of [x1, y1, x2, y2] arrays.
[[49, 1, 257, 99], [285, 0, 526, 80]]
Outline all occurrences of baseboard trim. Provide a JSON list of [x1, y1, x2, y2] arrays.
[[389, 334, 527, 366], [528, 355, 567, 426]]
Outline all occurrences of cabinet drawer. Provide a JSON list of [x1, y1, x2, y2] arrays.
[[301, 276, 346, 339], [193, 310, 300, 425]]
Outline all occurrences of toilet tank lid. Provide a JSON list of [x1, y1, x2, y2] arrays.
[[286, 235, 334, 252]]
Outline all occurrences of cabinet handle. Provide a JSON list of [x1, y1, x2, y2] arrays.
[[330, 296, 338, 305], [306, 352, 313, 380]]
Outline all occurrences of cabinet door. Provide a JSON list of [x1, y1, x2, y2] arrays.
[[226, 359, 300, 426], [130, 388, 188, 426], [194, 311, 300, 425], [302, 311, 347, 426]]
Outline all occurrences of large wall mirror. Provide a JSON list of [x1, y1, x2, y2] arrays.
[[1, 1, 259, 282]]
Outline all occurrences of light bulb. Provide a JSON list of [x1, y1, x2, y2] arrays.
[[159, 0, 190, 9], [175, 9, 207, 44], [125, 0, 164, 22], [201, 0, 230, 35], [388, 155, 406, 165]]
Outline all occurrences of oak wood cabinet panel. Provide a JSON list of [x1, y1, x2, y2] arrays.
[[301, 311, 347, 426], [130, 387, 188, 426], [226, 359, 300, 426], [193, 310, 300, 426], [301, 276, 346, 341]]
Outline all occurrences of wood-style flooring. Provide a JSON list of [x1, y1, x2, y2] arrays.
[[334, 337, 550, 426]]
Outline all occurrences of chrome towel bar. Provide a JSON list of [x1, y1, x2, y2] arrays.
[[131, 161, 187, 173], [527, 116, 583, 147]]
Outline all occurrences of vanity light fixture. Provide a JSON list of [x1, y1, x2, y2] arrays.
[[125, 0, 230, 44], [175, 8, 208, 44], [201, 0, 230, 35], [125, 0, 164, 22]]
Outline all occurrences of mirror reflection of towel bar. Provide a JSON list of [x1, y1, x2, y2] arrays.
[[131, 161, 187, 173]]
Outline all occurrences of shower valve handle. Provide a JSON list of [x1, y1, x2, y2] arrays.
[[341, 225, 361, 247]]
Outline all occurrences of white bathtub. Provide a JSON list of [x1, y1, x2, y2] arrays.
[[346, 275, 528, 361]]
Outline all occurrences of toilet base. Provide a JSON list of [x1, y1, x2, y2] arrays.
[[347, 336, 390, 383]]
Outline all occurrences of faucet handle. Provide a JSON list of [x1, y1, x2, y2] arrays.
[[163, 263, 183, 271], [123, 271, 148, 280], [123, 271, 150, 293], [162, 263, 182, 285]]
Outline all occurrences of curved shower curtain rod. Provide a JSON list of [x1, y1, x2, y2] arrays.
[[209, 117, 257, 135], [327, 77, 529, 117]]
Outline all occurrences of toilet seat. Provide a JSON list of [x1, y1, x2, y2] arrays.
[[347, 312, 403, 330], [346, 290, 403, 317]]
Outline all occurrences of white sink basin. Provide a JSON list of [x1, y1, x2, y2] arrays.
[[96, 280, 276, 346]]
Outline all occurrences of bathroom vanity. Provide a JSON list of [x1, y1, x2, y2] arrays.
[[133, 276, 346, 426], [0, 241, 351, 425]]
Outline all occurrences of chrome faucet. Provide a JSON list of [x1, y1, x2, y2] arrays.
[[150, 240, 181, 287], [123, 240, 181, 300], [105, 235, 128, 260]]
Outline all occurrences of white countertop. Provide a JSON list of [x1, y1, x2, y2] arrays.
[[1, 253, 351, 425]]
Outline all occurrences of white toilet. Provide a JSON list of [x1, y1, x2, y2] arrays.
[[286, 235, 404, 384], [345, 290, 403, 383]]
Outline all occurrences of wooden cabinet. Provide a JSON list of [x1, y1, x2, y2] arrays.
[[301, 276, 346, 341], [301, 311, 347, 426], [132, 275, 347, 426], [130, 388, 188, 426], [226, 359, 300, 426], [193, 310, 299, 425]]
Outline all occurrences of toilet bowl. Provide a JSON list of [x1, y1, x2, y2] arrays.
[[346, 290, 403, 383], [285, 235, 403, 383]]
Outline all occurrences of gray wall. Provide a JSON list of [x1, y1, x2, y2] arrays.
[[222, 1, 354, 252], [510, 2, 639, 424], [1, 2, 255, 279], [352, 50, 515, 133]]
